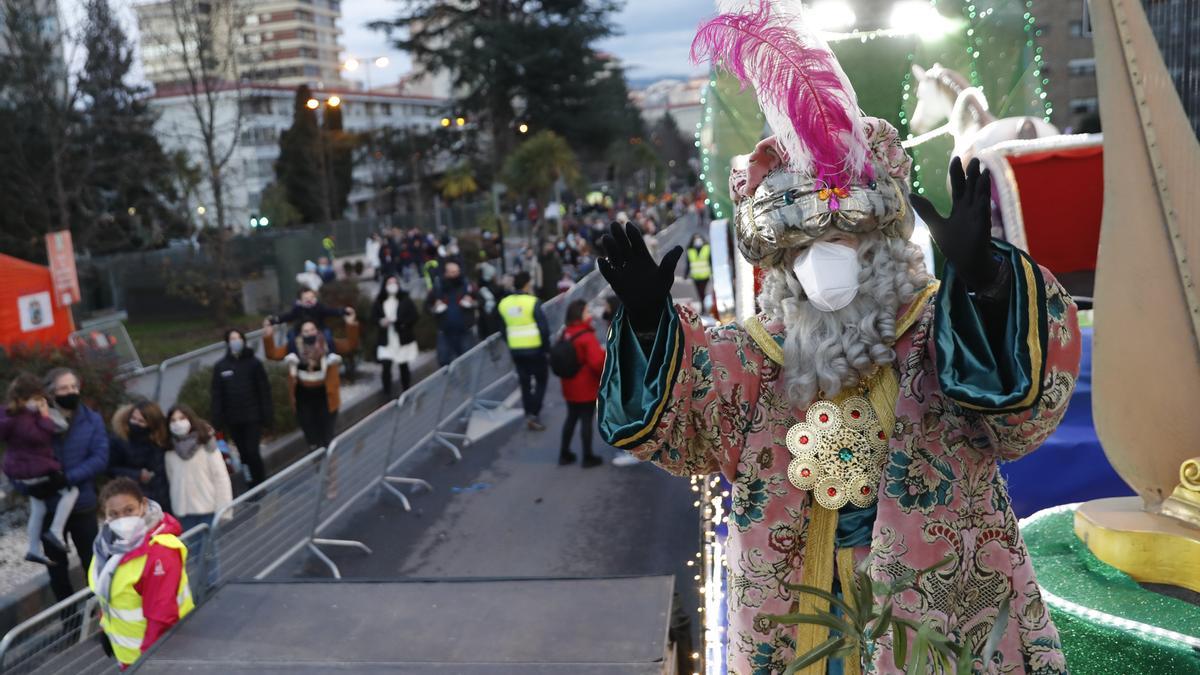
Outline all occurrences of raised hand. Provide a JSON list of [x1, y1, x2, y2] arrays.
[[598, 222, 683, 332], [910, 157, 1000, 291]]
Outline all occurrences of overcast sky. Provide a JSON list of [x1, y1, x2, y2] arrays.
[[335, 0, 714, 89], [86, 0, 715, 90]]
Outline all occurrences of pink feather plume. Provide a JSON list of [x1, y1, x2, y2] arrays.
[[691, 0, 871, 187]]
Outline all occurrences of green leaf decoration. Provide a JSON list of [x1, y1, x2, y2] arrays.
[[788, 636, 847, 672]]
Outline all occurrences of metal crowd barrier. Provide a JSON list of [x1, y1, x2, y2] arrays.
[[116, 329, 268, 409], [0, 525, 209, 675], [0, 215, 698, 672], [204, 448, 326, 584]]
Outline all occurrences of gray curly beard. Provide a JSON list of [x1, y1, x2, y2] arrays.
[[758, 232, 932, 408]]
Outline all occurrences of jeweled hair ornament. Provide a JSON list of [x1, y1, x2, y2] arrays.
[[692, 0, 915, 267]]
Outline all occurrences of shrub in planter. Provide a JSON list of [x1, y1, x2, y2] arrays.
[[175, 363, 297, 439], [0, 343, 125, 420]]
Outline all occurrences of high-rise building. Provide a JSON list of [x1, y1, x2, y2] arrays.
[[150, 84, 447, 230], [136, 0, 347, 89], [1034, 0, 1100, 133]]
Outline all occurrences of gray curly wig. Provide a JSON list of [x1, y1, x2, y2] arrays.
[[759, 232, 931, 407]]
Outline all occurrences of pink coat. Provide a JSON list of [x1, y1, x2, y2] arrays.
[[610, 265, 1080, 673]]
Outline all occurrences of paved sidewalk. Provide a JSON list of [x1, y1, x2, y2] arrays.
[[280, 390, 702, 643]]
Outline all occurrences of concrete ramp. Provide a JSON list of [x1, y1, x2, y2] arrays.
[[134, 576, 675, 673]]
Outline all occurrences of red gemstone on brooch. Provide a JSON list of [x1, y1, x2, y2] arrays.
[[878, 430, 886, 440], [827, 487, 837, 497], [800, 435, 809, 444], [819, 414, 829, 423], [861, 486, 871, 495], [850, 410, 861, 419], [801, 468, 811, 477]]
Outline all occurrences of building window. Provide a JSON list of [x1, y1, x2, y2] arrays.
[[239, 98, 274, 115], [382, 103, 392, 115], [1070, 97, 1099, 114], [1068, 58, 1096, 77], [1069, 21, 1083, 37]]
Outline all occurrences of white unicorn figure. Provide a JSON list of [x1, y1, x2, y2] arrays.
[[909, 63, 1060, 165]]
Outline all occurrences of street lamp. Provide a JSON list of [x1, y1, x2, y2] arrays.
[[440, 117, 451, 127], [518, 123, 529, 134], [306, 98, 320, 110], [196, 205, 206, 215], [342, 55, 391, 217], [327, 95, 341, 108]]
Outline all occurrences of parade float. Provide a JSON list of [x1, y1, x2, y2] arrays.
[[692, 1, 1199, 672]]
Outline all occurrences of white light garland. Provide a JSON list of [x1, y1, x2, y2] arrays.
[[1020, 503, 1200, 647]]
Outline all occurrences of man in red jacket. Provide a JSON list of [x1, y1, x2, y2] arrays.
[[557, 300, 606, 467]]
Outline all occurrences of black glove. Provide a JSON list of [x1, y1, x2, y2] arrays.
[[598, 222, 683, 333], [910, 157, 1002, 293], [48, 470, 67, 490]]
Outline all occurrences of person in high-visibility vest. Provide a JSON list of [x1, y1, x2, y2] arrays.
[[88, 477, 194, 668], [498, 271, 551, 431], [685, 234, 712, 311]]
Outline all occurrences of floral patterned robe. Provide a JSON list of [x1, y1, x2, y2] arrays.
[[598, 242, 1081, 674]]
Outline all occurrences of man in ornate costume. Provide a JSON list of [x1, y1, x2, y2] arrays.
[[596, 3, 1081, 673]]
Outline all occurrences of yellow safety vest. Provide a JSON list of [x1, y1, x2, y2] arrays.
[[423, 259, 439, 289], [498, 294, 542, 350], [87, 533, 195, 666], [688, 245, 711, 280]]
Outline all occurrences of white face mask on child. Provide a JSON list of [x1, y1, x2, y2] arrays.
[[170, 419, 192, 437], [108, 516, 147, 543]]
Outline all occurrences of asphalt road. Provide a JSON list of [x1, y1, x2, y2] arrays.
[[277, 390, 703, 646]]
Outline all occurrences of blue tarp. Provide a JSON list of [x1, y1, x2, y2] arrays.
[[1000, 328, 1134, 517]]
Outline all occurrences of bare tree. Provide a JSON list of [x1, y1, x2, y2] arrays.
[[141, 0, 249, 322]]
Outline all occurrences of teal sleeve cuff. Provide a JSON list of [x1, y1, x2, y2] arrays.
[[934, 240, 1049, 414], [597, 300, 683, 449]]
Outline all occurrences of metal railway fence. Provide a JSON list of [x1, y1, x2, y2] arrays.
[[0, 216, 696, 673]]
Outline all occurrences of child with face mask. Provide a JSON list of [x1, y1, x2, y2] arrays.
[[164, 405, 232, 532], [108, 403, 173, 516], [0, 373, 77, 565], [264, 316, 360, 448], [89, 477, 193, 668]]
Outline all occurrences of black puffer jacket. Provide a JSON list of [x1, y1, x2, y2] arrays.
[[210, 348, 273, 428], [370, 290, 419, 350], [108, 434, 172, 515]]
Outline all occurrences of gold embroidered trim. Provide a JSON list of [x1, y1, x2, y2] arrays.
[[613, 319, 684, 448], [836, 548, 863, 675], [745, 314, 785, 365], [955, 258, 1043, 412], [795, 502, 839, 675]]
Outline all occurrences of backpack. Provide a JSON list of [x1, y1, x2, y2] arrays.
[[549, 330, 586, 378]]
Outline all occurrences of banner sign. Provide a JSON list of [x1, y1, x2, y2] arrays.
[[45, 230, 80, 307]]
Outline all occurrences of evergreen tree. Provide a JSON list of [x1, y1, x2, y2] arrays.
[[76, 0, 185, 252], [372, 0, 640, 170], [275, 85, 325, 223], [0, 0, 83, 261], [321, 103, 355, 218]]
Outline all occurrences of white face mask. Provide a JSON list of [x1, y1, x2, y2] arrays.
[[109, 515, 147, 542], [793, 242, 862, 312], [170, 419, 192, 437], [24, 401, 40, 413], [385, 283, 400, 295]]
